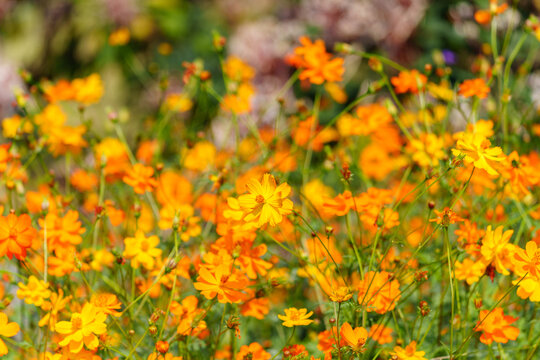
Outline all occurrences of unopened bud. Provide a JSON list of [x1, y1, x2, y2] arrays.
[[334, 42, 352, 54]]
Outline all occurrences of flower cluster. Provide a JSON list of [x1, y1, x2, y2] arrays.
[[1, 4, 540, 359]]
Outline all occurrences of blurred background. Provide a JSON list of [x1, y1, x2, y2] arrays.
[[0, 0, 539, 127]]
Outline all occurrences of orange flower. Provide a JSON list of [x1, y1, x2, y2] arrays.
[[43, 79, 75, 103], [94, 137, 131, 180], [458, 78, 490, 99], [475, 307, 519, 344], [429, 207, 464, 226], [292, 116, 339, 151], [391, 70, 427, 94], [357, 271, 401, 314], [236, 342, 271, 360], [390, 341, 427, 360], [0, 212, 37, 260], [136, 140, 160, 164], [475, 10, 491, 24], [474, 1, 509, 25], [39, 210, 86, 250], [123, 163, 158, 194], [241, 296, 270, 320], [70, 169, 98, 192], [455, 220, 484, 257], [322, 191, 357, 217], [182, 141, 216, 172], [500, 151, 539, 195], [340, 322, 368, 352], [156, 171, 193, 207], [0, 143, 11, 173], [194, 264, 248, 303], [288, 37, 344, 85], [0, 312, 20, 357], [91, 293, 122, 317], [171, 295, 207, 336], [368, 324, 393, 344], [45, 124, 88, 156], [318, 327, 342, 359], [156, 340, 169, 354]]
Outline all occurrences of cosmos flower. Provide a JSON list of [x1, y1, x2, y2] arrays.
[[278, 308, 313, 327]]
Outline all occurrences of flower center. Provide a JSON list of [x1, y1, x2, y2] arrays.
[[533, 251, 540, 265], [141, 240, 150, 252], [289, 311, 300, 321], [72, 314, 83, 329], [9, 228, 17, 240], [255, 195, 265, 204]]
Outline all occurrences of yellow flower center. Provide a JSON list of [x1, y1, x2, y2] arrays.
[[141, 240, 150, 252], [72, 314, 83, 329], [255, 195, 265, 204], [288, 310, 300, 321]]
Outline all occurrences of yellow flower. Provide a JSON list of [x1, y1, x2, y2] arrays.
[[329, 286, 353, 302], [165, 93, 193, 113], [391, 341, 427, 360], [480, 225, 513, 275], [71, 73, 104, 105], [223, 56, 255, 83], [512, 241, 540, 302], [513, 241, 540, 278], [453, 258, 487, 285], [427, 81, 454, 101], [39, 289, 72, 329], [182, 141, 216, 172], [34, 104, 67, 129], [55, 303, 107, 353], [278, 307, 313, 327], [2, 114, 32, 138], [221, 83, 255, 114], [17, 275, 51, 307], [237, 174, 293, 227], [123, 230, 162, 270], [46, 124, 88, 156], [407, 133, 446, 168], [0, 312, 20, 356], [452, 133, 505, 175], [109, 27, 130, 46]]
